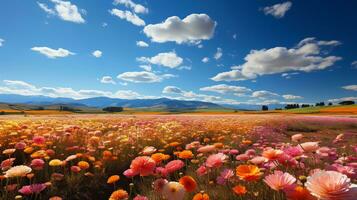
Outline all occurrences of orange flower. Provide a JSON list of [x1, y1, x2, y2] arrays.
[[192, 192, 210, 200], [178, 150, 193, 159], [109, 189, 129, 200], [232, 185, 247, 196], [213, 143, 224, 149], [262, 149, 283, 160], [179, 176, 197, 192], [151, 153, 170, 163], [103, 150, 113, 158], [169, 142, 181, 147], [241, 140, 252, 145], [78, 161, 90, 170], [236, 165, 262, 181], [107, 175, 120, 184]]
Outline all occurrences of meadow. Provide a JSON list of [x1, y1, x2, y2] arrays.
[[0, 114, 356, 200]]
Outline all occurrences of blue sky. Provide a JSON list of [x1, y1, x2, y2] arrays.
[[0, 0, 356, 105]]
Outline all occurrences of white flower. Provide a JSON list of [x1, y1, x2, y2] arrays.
[[5, 165, 32, 178]]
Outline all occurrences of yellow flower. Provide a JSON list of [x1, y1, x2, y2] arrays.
[[49, 159, 63, 167]]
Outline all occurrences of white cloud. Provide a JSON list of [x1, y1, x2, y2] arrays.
[[212, 37, 341, 81], [282, 94, 303, 100], [328, 97, 357, 102], [251, 90, 279, 99], [137, 51, 183, 68], [162, 86, 184, 94], [233, 34, 237, 40], [117, 71, 175, 83], [110, 8, 145, 26], [143, 14, 216, 44], [0, 80, 142, 99], [214, 48, 223, 60], [136, 41, 149, 47], [351, 61, 357, 69], [102, 22, 108, 27], [113, 0, 148, 14], [263, 1, 292, 18], [31, 46, 75, 58], [92, 50, 102, 58], [0, 38, 4, 47], [37, 2, 55, 15], [202, 57, 209, 63], [200, 84, 251, 94], [139, 65, 152, 71], [342, 85, 357, 91], [100, 76, 116, 84], [38, 0, 86, 23]]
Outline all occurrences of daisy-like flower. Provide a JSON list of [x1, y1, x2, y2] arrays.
[[162, 181, 186, 200], [299, 142, 320, 152], [306, 170, 355, 200], [5, 165, 32, 178], [216, 169, 234, 185], [179, 176, 197, 192], [263, 170, 296, 191], [130, 156, 156, 176], [109, 189, 129, 200], [205, 153, 227, 168], [236, 165, 262, 181]]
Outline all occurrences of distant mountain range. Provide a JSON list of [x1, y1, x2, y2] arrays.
[[0, 94, 224, 110], [0, 94, 287, 111]]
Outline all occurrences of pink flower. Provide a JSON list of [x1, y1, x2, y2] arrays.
[[205, 153, 227, 168], [130, 156, 156, 176], [71, 166, 81, 173], [283, 146, 303, 157], [197, 145, 216, 153], [155, 167, 168, 177], [245, 149, 256, 156], [165, 160, 184, 174], [123, 169, 138, 178], [299, 142, 320, 152], [1, 158, 15, 171], [133, 195, 149, 200], [30, 159, 45, 170], [19, 184, 46, 195], [15, 142, 26, 150], [216, 169, 234, 185], [229, 149, 239, 155], [152, 178, 168, 193], [33, 136, 46, 145], [264, 170, 296, 191], [250, 156, 267, 165], [327, 164, 356, 179], [196, 165, 207, 176], [235, 154, 250, 161], [306, 170, 354, 200], [291, 134, 303, 142]]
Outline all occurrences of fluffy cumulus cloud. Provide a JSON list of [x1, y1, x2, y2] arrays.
[[162, 86, 243, 105], [200, 84, 251, 95], [136, 41, 149, 47], [92, 50, 102, 58], [137, 52, 183, 68], [143, 14, 216, 44], [202, 57, 209, 63], [212, 37, 341, 81], [37, 0, 85, 23], [282, 94, 303, 100], [162, 86, 184, 94], [0, 80, 141, 99], [110, 8, 145, 26], [263, 1, 292, 18], [100, 76, 116, 84], [117, 71, 175, 83], [31, 46, 75, 58], [0, 38, 4, 47], [214, 48, 223, 60], [113, 0, 148, 14], [342, 85, 357, 91], [251, 90, 279, 99], [139, 65, 152, 71]]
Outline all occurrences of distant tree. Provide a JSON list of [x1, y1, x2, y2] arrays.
[[301, 104, 310, 108], [328, 102, 333, 106], [339, 101, 355, 105], [285, 104, 300, 109], [315, 102, 325, 106], [36, 106, 44, 110], [262, 105, 269, 111], [0, 111, 4, 115], [103, 106, 124, 112]]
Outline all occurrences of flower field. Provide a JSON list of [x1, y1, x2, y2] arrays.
[[0, 114, 356, 200]]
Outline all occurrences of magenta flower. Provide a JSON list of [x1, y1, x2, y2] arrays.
[[216, 169, 234, 185], [165, 160, 184, 174]]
